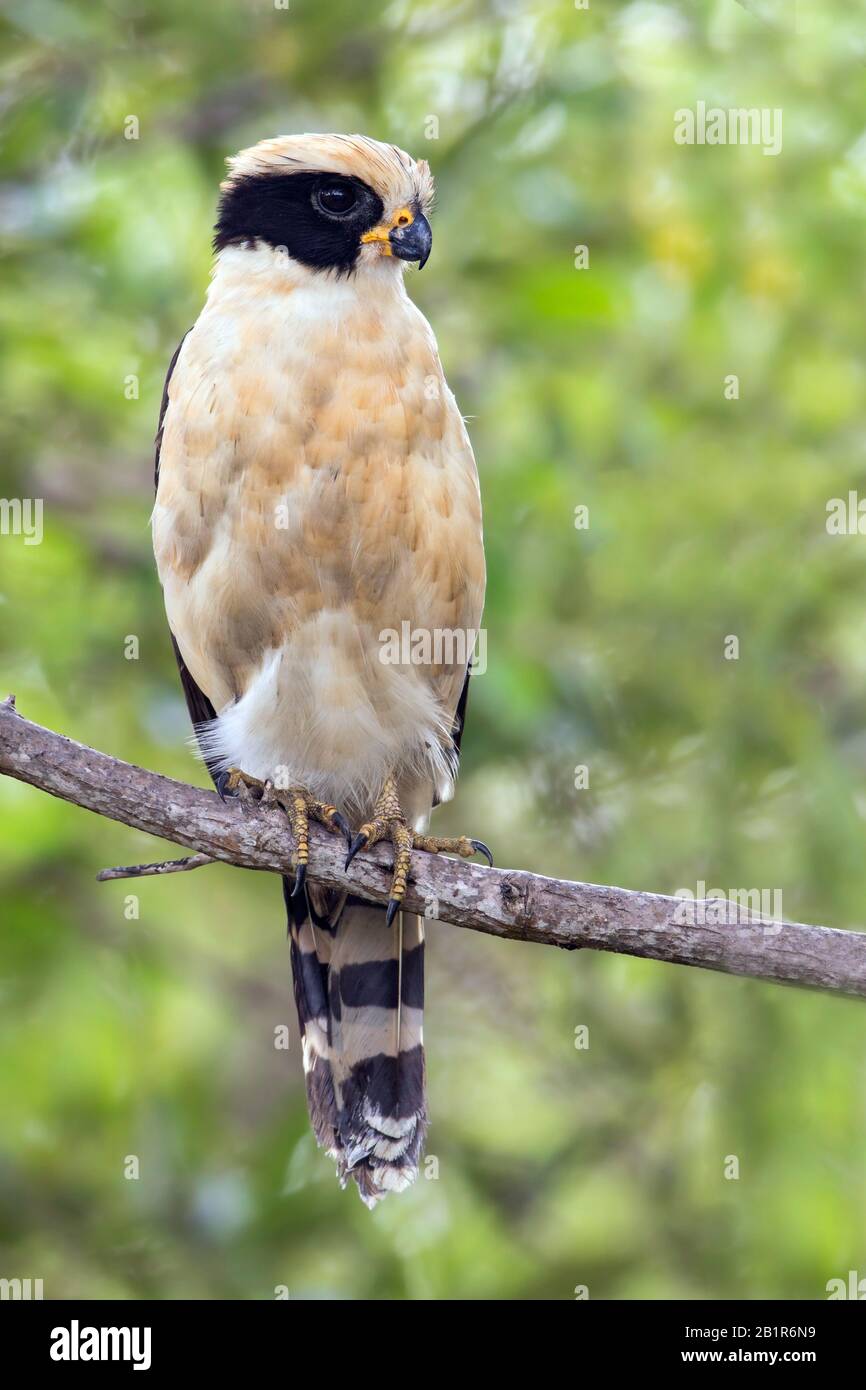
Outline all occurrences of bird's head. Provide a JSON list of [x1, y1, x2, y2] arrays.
[[213, 133, 434, 277]]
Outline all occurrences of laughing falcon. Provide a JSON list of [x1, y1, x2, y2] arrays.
[[152, 134, 487, 1205]]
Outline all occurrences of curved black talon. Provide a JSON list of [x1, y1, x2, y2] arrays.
[[471, 839, 494, 868], [332, 811, 353, 851], [291, 862, 307, 898], [216, 771, 231, 803], [385, 898, 400, 929], [344, 831, 369, 871]]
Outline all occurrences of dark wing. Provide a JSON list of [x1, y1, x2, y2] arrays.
[[154, 332, 188, 491], [451, 665, 471, 765], [433, 665, 471, 808], [155, 332, 219, 784]]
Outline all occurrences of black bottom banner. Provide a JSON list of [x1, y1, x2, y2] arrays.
[[1, 1297, 860, 1373]]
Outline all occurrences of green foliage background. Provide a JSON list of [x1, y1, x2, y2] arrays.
[[2, 0, 866, 1300]]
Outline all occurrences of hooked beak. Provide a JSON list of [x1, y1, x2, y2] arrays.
[[388, 211, 432, 269], [361, 208, 432, 269]]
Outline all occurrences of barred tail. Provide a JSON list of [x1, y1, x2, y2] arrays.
[[284, 879, 427, 1207], [284, 877, 341, 1160]]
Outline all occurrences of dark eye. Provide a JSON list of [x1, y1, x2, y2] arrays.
[[316, 183, 358, 216]]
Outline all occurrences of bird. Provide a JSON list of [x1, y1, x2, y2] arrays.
[[152, 133, 487, 1206]]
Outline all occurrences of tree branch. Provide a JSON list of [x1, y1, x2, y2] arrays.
[[95, 853, 215, 881], [2, 694, 865, 999]]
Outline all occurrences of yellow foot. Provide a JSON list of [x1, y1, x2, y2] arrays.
[[217, 766, 266, 804], [344, 776, 493, 926], [217, 767, 351, 897]]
